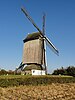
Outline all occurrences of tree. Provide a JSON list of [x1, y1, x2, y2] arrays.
[[66, 66, 75, 76], [52, 67, 67, 75], [0, 69, 7, 75], [52, 66, 75, 76]]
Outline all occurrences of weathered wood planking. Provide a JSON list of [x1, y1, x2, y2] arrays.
[[22, 38, 44, 65]]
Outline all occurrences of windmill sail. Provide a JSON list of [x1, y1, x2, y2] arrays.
[[21, 7, 42, 34], [42, 13, 45, 35], [44, 36, 59, 55], [21, 7, 59, 53]]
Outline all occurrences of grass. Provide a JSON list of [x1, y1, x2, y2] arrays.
[[0, 74, 73, 79], [0, 75, 74, 87]]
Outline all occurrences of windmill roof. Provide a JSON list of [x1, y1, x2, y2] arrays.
[[23, 32, 41, 42]]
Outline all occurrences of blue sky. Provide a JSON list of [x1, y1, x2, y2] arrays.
[[0, 0, 75, 73]]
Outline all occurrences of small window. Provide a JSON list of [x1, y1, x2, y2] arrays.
[[33, 70, 35, 73]]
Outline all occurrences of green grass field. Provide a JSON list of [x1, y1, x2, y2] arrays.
[[0, 75, 74, 87], [0, 74, 73, 79]]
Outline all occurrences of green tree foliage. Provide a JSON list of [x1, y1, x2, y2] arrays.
[[0, 69, 7, 75], [0, 69, 14, 75], [66, 66, 75, 76], [52, 66, 75, 76]]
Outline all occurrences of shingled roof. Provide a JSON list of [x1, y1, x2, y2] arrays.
[[23, 32, 41, 42]]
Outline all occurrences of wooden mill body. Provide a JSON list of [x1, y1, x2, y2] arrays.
[[22, 32, 45, 67]]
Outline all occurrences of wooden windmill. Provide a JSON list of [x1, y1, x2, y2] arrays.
[[21, 7, 59, 75]]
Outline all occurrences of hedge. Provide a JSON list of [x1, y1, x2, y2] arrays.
[[0, 75, 75, 87]]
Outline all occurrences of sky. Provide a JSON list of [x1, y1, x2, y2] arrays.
[[0, 0, 75, 73]]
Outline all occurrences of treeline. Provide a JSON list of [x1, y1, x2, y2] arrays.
[[52, 66, 75, 76], [0, 66, 75, 76], [0, 69, 14, 75]]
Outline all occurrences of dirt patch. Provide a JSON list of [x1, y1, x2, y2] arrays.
[[0, 83, 75, 100]]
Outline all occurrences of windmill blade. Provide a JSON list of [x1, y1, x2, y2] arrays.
[[21, 7, 59, 56], [21, 7, 47, 38], [21, 7, 43, 35], [42, 13, 46, 35], [44, 36, 59, 55]]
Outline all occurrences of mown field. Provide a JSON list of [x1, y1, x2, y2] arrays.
[[0, 83, 75, 100]]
